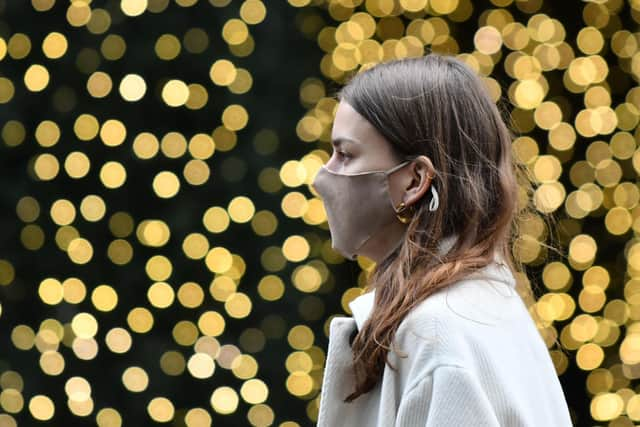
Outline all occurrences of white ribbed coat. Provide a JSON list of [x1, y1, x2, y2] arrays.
[[316, 249, 573, 427]]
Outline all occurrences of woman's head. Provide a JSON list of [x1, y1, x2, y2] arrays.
[[335, 53, 519, 258], [322, 53, 538, 402], [314, 100, 438, 263]]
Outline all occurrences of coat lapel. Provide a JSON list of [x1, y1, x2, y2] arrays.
[[316, 316, 359, 426]]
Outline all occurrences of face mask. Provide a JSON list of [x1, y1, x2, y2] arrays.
[[311, 159, 413, 261]]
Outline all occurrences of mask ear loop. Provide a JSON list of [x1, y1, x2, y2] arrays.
[[387, 156, 418, 224], [384, 159, 413, 176], [389, 158, 415, 223], [394, 158, 440, 221]]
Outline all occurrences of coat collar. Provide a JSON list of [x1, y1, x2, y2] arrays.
[[348, 289, 376, 331], [347, 234, 514, 332]]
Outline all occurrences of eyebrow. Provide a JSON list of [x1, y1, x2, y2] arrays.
[[331, 137, 359, 147]]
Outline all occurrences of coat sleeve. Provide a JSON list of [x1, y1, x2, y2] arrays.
[[395, 364, 501, 427]]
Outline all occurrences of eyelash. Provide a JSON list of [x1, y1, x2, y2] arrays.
[[336, 151, 350, 160]]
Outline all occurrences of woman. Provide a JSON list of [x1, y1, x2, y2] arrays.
[[311, 53, 573, 426]]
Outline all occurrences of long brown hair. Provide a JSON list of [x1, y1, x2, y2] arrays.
[[334, 53, 564, 403]]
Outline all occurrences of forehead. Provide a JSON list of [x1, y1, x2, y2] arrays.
[[332, 101, 390, 151]]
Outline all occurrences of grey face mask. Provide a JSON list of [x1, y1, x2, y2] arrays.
[[311, 159, 413, 261]]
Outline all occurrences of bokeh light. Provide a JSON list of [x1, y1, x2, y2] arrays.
[[2, 0, 640, 425]]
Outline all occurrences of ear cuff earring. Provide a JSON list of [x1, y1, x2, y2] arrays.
[[428, 185, 439, 211], [394, 182, 440, 223]]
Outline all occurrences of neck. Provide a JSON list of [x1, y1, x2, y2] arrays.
[[369, 219, 408, 263]]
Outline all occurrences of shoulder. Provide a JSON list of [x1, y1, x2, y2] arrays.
[[392, 261, 524, 373], [398, 260, 521, 336]]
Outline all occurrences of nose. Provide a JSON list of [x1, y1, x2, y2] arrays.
[[324, 155, 340, 172]]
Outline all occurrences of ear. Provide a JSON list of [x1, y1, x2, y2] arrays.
[[402, 155, 435, 207]]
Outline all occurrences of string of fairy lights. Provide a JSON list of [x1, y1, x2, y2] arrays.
[[0, 0, 639, 425]]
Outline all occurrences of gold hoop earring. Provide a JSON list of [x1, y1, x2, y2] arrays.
[[395, 201, 415, 224]]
